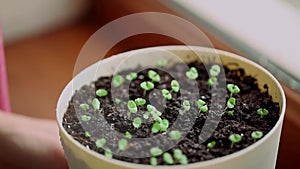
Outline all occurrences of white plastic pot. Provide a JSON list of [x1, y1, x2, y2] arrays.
[[57, 46, 286, 169]]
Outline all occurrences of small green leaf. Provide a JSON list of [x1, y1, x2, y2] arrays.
[[197, 99, 206, 107], [160, 119, 169, 132], [118, 139, 128, 151], [96, 89, 108, 97], [150, 157, 158, 166], [163, 152, 174, 165], [151, 122, 161, 134], [126, 72, 138, 81], [80, 103, 89, 110], [227, 97, 236, 109], [169, 130, 182, 140], [178, 155, 188, 164], [157, 59, 168, 67], [200, 105, 208, 113], [81, 115, 91, 122], [228, 110, 235, 115], [186, 67, 198, 80], [251, 131, 263, 140], [140, 81, 155, 91], [85, 131, 91, 137], [134, 98, 146, 106], [104, 149, 113, 158], [114, 98, 121, 105], [209, 65, 221, 77], [227, 84, 240, 94], [171, 80, 180, 92], [125, 131, 132, 139], [257, 108, 269, 116], [229, 134, 242, 148], [92, 98, 100, 110], [127, 100, 137, 113], [208, 77, 218, 86], [207, 141, 216, 149], [183, 100, 191, 111], [133, 117, 142, 129], [95, 138, 106, 148], [143, 111, 150, 119], [112, 75, 124, 88], [150, 147, 163, 157], [162, 89, 172, 100], [148, 70, 160, 82], [173, 149, 183, 160]]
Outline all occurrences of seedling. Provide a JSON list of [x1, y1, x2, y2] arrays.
[[118, 139, 128, 151], [85, 131, 91, 137], [126, 72, 138, 81], [114, 98, 121, 105], [150, 147, 163, 157], [171, 80, 180, 92], [257, 108, 269, 117], [186, 67, 199, 80], [140, 81, 155, 95], [150, 157, 158, 166], [197, 99, 208, 113], [134, 98, 146, 106], [81, 115, 91, 122], [183, 100, 191, 111], [148, 70, 160, 82], [143, 111, 150, 119], [227, 110, 235, 116], [79, 103, 89, 110], [173, 149, 188, 164], [208, 77, 218, 86], [162, 89, 172, 100], [209, 65, 221, 77], [151, 119, 169, 133], [225, 97, 236, 110], [95, 138, 106, 148], [96, 89, 108, 97], [127, 100, 138, 113], [251, 131, 263, 142], [125, 131, 132, 139], [112, 75, 124, 88], [163, 152, 174, 165], [229, 134, 242, 148], [157, 59, 168, 67], [207, 141, 216, 149], [227, 84, 240, 97], [104, 149, 113, 158], [133, 117, 142, 129], [169, 130, 182, 140], [92, 98, 100, 110]]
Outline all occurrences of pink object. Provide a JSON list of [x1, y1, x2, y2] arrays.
[[0, 23, 11, 112]]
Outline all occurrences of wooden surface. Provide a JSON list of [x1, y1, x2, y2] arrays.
[[4, 1, 300, 168]]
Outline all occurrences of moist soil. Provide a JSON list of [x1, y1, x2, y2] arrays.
[[63, 61, 280, 165]]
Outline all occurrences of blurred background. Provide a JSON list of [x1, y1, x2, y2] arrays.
[[1, 1, 299, 168]]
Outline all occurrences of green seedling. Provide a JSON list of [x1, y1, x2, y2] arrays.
[[171, 80, 180, 92], [151, 119, 169, 133], [186, 67, 199, 80], [163, 152, 174, 165], [79, 103, 89, 110], [118, 139, 128, 151], [81, 115, 91, 122], [126, 72, 138, 81], [229, 134, 242, 148], [157, 59, 168, 67], [150, 157, 158, 166], [125, 131, 132, 139], [173, 149, 188, 164], [208, 77, 218, 86], [251, 131, 263, 142], [226, 97, 236, 110], [227, 84, 240, 97], [150, 147, 163, 157], [92, 98, 100, 110], [148, 70, 160, 82], [257, 108, 269, 117], [84, 131, 91, 137], [197, 99, 208, 113], [104, 149, 113, 158], [112, 75, 124, 88], [162, 89, 172, 100], [207, 141, 216, 149], [95, 138, 106, 148], [114, 98, 121, 105], [96, 89, 108, 97], [169, 130, 182, 140], [134, 98, 146, 106], [140, 81, 155, 95], [209, 65, 221, 77], [133, 117, 142, 129], [227, 110, 235, 116], [127, 100, 138, 113], [183, 100, 191, 111]]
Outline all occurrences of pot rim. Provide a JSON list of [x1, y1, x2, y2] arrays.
[[57, 45, 286, 168]]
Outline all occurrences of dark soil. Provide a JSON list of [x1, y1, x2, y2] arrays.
[[62, 61, 280, 165]]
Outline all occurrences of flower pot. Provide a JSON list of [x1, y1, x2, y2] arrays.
[[56, 46, 286, 169]]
